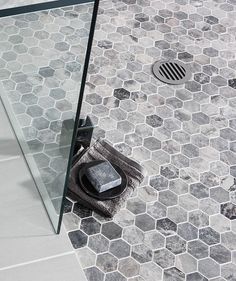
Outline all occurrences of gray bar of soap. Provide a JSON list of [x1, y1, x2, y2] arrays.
[[85, 161, 122, 193]]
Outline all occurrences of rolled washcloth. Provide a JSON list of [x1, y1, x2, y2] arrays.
[[69, 139, 146, 217]]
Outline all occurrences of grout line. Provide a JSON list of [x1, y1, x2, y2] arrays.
[[0, 251, 75, 272], [0, 155, 21, 163]]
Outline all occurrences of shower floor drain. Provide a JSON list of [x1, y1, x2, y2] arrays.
[[152, 60, 192, 85]]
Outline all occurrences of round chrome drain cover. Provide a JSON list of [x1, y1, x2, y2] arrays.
[[152, 60, 192, 85]]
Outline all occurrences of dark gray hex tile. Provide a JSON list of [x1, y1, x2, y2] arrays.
[[156, 218, 177, 236], [163, 267, 185, 281], [149, 175, 168, 191], [147, 201, 167, 219], [190, 182, 209, 199], [143, 137, 161, 151], [98, 39, 113, 49], [131, 244, 153, 263], [146, 114, 163, 128], [210, 244, 231, 264], [186, 272, 208, 281], [166, 235, 186, 254], [105, 271, 126, 281], [160, 164, 179, 180], [178, 52, 193, 62], [229, 78, 236, 89], [80, 217, 101, 235], [135, 213, 155, 232], [118, 257, 140, 278], [68, 229, 87, 249], [188, 240, 208, 259], [174, 11, 188, 20], [126, 197, 146, 215], [199, 227, 220, 245], [221, 202, 236, 220], [114, 88, 130, 100], [39, 66, 55, 78], [153, 248, 175, 268], [110, 239, 130, 259], [73, 203, 92, 218], [159, 190, 178, 207], [96, 252, 118, 273], [178, 222, 198, 241], [198, 258, 220, 279], [102, 222, 122, 240], [204, 15, 219, 25], [88, 234, 109, 253], [135, 13, 149, 22], [84, 267, 104, 281]]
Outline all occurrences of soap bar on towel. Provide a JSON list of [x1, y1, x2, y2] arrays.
[[85, 161, 122, 193]]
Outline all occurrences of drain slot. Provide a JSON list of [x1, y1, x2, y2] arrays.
[[152, 60, 192, 85]]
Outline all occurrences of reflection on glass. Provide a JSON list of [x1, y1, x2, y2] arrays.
[[0, 0, 95, 232]]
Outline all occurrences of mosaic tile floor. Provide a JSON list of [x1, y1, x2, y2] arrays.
[[0, 0, 236, 280], [64, 0, 236, 280]]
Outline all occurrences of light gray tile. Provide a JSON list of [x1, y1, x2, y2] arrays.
[[0, 157, 72, 268], [0, 254, 86, 281]]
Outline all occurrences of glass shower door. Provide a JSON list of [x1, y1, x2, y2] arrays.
[[0, 0, 98, 233]]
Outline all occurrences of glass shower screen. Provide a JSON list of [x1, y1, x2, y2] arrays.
[[0, 0, 98, 233]]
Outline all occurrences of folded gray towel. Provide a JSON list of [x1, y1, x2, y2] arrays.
[[69, 139, 146, 217]]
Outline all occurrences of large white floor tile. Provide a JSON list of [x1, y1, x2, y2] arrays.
[[0, 157, 72, 268], [0, 254, 87, 281]]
